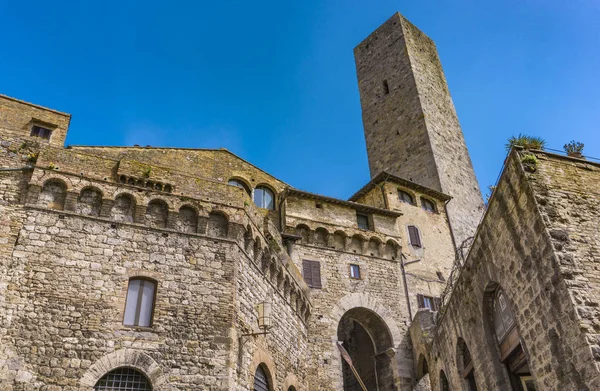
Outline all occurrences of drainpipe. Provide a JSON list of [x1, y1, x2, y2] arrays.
[[401, 254, 421, 321], [443, 198, 458, 252]]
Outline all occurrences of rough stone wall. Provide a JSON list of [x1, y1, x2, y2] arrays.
[[352, 181, 456, 316], [2, 209, 237, 389], [526, 151, 600, 373], [354, 13, 484, 245], [410, 150, 600, 391], [231, 241, 309, 390], [0, 94, 71, 147]]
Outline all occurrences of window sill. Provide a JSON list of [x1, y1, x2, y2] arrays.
[[121, 325, 156, 332]]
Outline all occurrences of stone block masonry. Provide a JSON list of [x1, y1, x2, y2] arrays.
[[354, 13, 484, 246]]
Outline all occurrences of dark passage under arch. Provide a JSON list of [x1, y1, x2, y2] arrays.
[[337, 307, 396, 391]]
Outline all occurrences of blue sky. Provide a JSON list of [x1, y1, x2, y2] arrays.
[[1, 0, 599, 199]]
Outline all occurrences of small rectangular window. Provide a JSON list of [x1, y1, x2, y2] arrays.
[[421, 197, 436, 213], [357, 213, 370, 230], [436, 271, 445, 282], [417, 294, 441, 311], [124, 278, 157, 327], [302, 260, 322, 288], [30, 125, 53, 140], [408, 225, 421, 248], [349, 264, 361, 279]]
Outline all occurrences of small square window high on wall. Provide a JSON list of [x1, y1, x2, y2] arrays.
[[349, 264, 361, 279], [356, 213, 370, 230], [417, 294, 442, 311], [421, 197, 436, 213], [30, 124, 53, 140]]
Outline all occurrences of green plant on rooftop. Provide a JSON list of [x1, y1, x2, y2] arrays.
[[520, 153, 538, 172], [506, 134, 546, 152], [564, 140, 584, 157]]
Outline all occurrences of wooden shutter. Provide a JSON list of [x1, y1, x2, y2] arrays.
[[311, 261, 322, 288], [302, 260, 322, 288], [434, 297, 442, 311], [408, 226, 421, 247], [417, 294, 425, 309], [302, 260, 313, 287]]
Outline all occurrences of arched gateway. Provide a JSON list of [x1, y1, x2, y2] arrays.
[[337, 307, 396, 391]]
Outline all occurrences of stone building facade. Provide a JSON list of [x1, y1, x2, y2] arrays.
[[0, 10, 598, 391]]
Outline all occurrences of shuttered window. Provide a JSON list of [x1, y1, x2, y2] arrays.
[[408, 225, 421, 248], [302, 260, 322, 288]]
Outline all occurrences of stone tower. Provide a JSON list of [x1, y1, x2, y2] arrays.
[[354, 13, 484, 245]]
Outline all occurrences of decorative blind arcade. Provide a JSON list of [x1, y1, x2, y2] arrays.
[[302, 260, 322, 288]]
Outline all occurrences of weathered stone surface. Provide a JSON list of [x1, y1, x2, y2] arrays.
[[0, 10, 598, 391]]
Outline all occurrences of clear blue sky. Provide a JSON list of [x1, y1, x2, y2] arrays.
[[1, 0, 599, 199]]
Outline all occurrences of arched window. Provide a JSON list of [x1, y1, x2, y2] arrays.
[[494, 288, 516, 344], [440, 370, 449, 391], [288, 387, 297, 391], [253, 364, 271, 391], [490, 287, 535, 390], [408, 225, 422, 248], [38, 179, 67, 210], [421, 197, 436, 213], [254, 186, 275, 210], [228, 178, 251, 196], [458, 338, 478, 390], [94, 367, 152, 390], [123, 278, 157, 328], [398, 189, 414, 205]]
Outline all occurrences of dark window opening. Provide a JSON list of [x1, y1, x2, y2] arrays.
[[356, 213, 370, 230], [421, 197, 436, 213], [408, 225, 422, 247], [436, 271, 445, 282], [94, 367, 152, 391], [349, 264, 361, 279], [383, 80, 390, 95], [302, 260, 322, 288], [253, 365, 270, 391], [228, 179, 251, 196], [398, 189, 415, 205], [30, 125, 53, 140]]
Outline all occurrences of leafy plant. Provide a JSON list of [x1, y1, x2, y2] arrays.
[[27, 152, 39, 164], [47, 162, 58, 170], [485, 185, 496, 204], [506, 134, 546, 151], [564, 140, 584, 154], [142, 166, 152, 178]]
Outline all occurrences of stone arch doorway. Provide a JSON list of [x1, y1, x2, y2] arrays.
[[337, 307, 396, 391]]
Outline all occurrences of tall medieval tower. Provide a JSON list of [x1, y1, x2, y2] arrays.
[[354, 13, 484, 245]]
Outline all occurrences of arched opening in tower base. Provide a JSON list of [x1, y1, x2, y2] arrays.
[[337, 307, 396, 391]]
